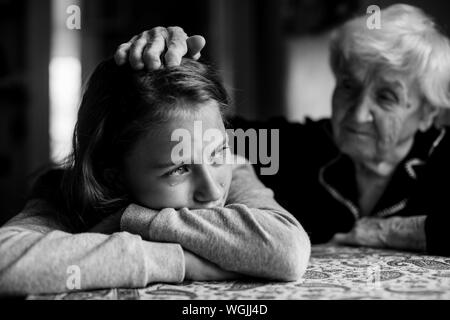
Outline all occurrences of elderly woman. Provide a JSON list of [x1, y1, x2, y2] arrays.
[[116, 4, 450, 256]]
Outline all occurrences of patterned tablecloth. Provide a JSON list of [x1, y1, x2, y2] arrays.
[[28, 244, 450, 300]]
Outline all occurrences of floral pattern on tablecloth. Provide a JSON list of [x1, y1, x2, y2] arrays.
[[28, 244, 450, 300]]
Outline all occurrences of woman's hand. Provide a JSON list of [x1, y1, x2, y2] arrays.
[[183, 250, 241, 281], [332, 216, 427, 252], [114, 26, 205, 70]]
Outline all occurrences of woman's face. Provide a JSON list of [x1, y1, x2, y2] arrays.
[[122, 100, 232, 210], [331, 61, 434, 166]]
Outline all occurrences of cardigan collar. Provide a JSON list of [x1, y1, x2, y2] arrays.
[[319, 126, 447, 219]]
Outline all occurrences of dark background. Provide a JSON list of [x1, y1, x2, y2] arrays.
[[1, 0, 450, 224]]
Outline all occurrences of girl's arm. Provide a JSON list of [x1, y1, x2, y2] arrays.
[[120, 157, 311, 281], [0, 200, 185, 296]]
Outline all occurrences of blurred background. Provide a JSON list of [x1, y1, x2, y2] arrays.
[[1, 0, 450, 224]]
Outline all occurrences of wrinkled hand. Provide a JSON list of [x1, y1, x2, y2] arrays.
[[114, 26, 206, 70], [332, 216, 427, 252], [332, 217, 389, 248], [183, 250, 241, 281]]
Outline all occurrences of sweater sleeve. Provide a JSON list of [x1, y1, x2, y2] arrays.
[[0, 200, 185, 296], [121, 156, 311, 281]]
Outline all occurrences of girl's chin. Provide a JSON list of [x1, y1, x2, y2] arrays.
[[190, 200, 226, 210]]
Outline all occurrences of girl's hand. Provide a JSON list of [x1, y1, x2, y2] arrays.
[[332, 216, 427, 252], [114, 26, 205, 70], [183, 250, 242, 281]]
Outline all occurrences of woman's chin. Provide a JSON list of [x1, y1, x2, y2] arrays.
[[340, 145, 376, 163]]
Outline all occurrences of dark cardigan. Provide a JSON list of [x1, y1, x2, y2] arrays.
[[229, 116, 450, 256]]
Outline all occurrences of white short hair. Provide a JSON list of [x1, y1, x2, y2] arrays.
[[330, 4, 450, 108]]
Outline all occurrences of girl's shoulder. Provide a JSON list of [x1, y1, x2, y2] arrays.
[[29, 168, 66, 200], [2, 168, 72, 231], [27, 168, 69, 221]]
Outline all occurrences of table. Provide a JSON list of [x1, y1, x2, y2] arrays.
[[28, 244, 450, 300]]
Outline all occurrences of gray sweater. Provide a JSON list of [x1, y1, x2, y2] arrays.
[[0, 158, 310, 296]]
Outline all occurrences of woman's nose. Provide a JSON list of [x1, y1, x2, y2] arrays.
[[351, 94, 374, 123], [193, 165, 223, 204]]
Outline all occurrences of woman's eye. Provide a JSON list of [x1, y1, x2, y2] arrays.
[[339, 78, 356, 91], [167, 165, 189, 177], [377, 90, 398, 104], [342, 80, 352, 89]]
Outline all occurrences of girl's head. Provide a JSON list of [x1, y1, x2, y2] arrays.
[[63, 58, 232, 228]]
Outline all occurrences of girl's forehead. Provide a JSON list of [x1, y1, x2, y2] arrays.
[[127, 102, 227, 168], [159, 101, 225, 134], [134, 101, 225, 152]]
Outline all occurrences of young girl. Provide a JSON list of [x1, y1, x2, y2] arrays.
[[0, 58, 310, 296]]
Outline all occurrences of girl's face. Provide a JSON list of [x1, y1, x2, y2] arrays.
[[122, 100, 233, 210]]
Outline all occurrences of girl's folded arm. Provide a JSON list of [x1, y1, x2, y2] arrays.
[[121, 158, 311, 281], [0, 199, 185, 296]]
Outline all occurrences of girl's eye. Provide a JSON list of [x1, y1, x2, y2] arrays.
[[210, 146, 230, 165], [166, 165, 189, 177]]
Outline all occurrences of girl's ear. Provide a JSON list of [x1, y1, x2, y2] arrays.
[[419, 103, 440, 132], [104, 168, 126, 192]]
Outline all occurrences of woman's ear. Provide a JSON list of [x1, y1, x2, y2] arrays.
[[419, 103, 440, 132]]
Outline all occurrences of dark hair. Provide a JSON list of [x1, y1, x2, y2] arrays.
[[40, 58, 229, 231]]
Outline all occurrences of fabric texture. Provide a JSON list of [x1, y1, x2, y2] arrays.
[[28, 243, 450, 300]]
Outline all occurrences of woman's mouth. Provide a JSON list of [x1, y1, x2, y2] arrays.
[[344, 125, 374, 137]]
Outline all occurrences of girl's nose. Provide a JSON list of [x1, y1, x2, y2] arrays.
[[193, 165, 223, 204]]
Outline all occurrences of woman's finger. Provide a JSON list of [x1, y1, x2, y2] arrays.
[[165, 26, 188, 67], [332, 232, 354, 244], [187, 35, 206, 60], [114, 43, 131, 65], [114, 36, 137, 65], [129, 35, 148, 70], [143, 32, 167, 70]]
